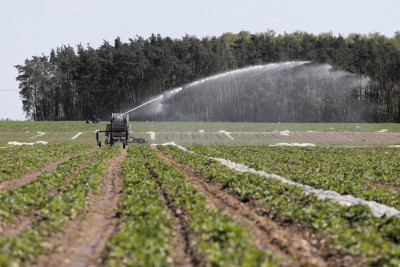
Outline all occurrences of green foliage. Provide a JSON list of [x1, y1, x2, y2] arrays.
[[198, 145, 400, 208], [0, 146, 99, 224], [0, 144, 92, 182], [102, 146, 174, 266], [158, 144, 400, 265], [139, 145, 277, 266], [0, 230, 45, 266], [3, 121, 400, 133], [0, 146, 120, 265]]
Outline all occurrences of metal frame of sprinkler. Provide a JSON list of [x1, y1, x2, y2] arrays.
[[96, 96, 164, 148]]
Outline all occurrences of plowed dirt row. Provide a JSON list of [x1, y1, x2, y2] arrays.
[[155, 148, 357, 267], [139, 155, 200, 267], [156, 181, 198, 267], [0, 214, 35, 238], [34, 151, 126, 267]]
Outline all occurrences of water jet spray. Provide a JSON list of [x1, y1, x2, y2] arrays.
[[133, 61, 376, 122], [119, 94, 164, 117]]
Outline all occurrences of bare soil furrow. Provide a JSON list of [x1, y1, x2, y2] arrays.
[[142, 155, 200, 267], [0, 156, 14, 162], [157, 185, 198, 267], [0, 214, 35, 238], [364, 179, 400, 191], [34, 150, 126, 267], [156, 148, 357, 267]]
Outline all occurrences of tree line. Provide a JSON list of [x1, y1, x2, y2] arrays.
[[15, 30, 400, 122]]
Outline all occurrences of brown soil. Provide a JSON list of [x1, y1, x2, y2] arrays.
[[156, 181, 200, 267], [0, 156, 14, 162], [0, 156, 72, 193], [154, 148, 360, 267], [141, 153, 201, 267], [0, 214, 36, 238], [364, 180, 400, 191], [34, 150, 126, 267]]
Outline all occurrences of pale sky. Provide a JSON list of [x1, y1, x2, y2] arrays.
[[1, 0, 399, 120]]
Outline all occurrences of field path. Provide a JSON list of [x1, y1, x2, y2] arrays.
[[34, 150, 126, 267], [155, 148, 354, 267]]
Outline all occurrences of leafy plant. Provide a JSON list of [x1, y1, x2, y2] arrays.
[[140, 145, 276, 266], [159, 144, 400, 266], [0, 146, 120, 265]]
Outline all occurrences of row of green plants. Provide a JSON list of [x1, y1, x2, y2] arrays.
[[0, 121, 107, 132], [0, 146, 120, 266], [0, 144, 39, 158], [192, 145, 400, 209], [158, 144, 400, 266], [140, 145, 278, 266], [102, 146, 174, 266], [0, 143, 85, 160], [2, 121, 400, 133], [0, 147, 104, 224], [0, 144, 93, 182]]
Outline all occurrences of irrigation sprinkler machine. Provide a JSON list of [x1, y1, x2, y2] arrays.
[[96, 113, 145, 148], [95, 92, 174, 147]]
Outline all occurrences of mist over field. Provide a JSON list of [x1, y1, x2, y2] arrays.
[[136, 62, 377, 122]]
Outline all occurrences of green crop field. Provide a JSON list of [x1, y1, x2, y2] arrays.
[[1, 121, 400, 146], [0, 121, 400, 266], [2, 121, 400, 133]]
